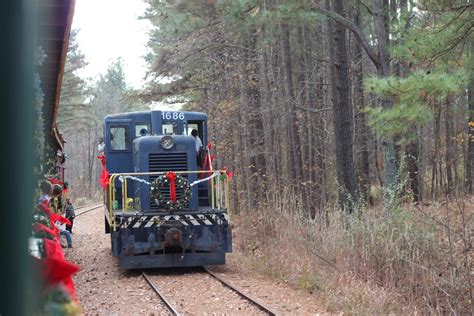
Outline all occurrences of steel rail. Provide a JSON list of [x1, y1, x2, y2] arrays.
[[75, 204, 103, 217], [74, 202, 101, 211], [203, 267, 279, 316], [142, 272, 181, 316]]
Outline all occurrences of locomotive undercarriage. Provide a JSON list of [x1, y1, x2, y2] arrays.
[[107, 210, 232, 269]]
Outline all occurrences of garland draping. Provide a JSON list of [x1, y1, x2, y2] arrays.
[[189, 171, 220, 187], [33, 222, 57, 239], [31, 201, 80, 302], [118, 175, 151, 185], [97, 155, 110, 189]]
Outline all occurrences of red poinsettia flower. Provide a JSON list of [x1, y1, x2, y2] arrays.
[[32, 223, 58, 238], [40, 238, 80, 299]]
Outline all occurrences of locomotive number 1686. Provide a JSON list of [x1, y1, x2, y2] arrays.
[[162, 112, 185, 120]]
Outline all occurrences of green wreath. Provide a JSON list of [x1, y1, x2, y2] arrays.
[[150, 174, 192, 211]]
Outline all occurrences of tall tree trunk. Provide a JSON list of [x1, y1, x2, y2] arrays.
[[395, 0, 421, 202], [246, 33, 266, 202], [372, 0, 398, 201], [297, 25, 310, 212], [466, 40, 474, 193], [353, 1, 371, 204], [279, 21, 303, 187], [326, 0, 359, 211], [406, 136, 421, 202], [431, 108, 441, 199], [445, 102, 454, 195], [259, 23, 277, 202]]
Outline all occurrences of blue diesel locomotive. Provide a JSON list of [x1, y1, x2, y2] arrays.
[[102, 110, 232, 269]]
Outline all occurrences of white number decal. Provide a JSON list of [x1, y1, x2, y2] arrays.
[[162, 112, 185, 120]]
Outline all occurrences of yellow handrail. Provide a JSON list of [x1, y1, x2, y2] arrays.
[[105, 170, 231, 231], [123, 175, 128, 213]]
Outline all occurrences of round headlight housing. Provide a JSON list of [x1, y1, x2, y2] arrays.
[[160, 135, 174, 150]]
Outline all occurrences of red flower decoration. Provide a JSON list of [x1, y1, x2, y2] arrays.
[[97, 155, 110, 189], [32, 238, 80, 300]]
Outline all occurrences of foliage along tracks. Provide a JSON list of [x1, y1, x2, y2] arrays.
[[142, 267, 279, 315]]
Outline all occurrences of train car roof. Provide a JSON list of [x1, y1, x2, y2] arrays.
[[105, 110, 208, 121], [39, 0, 75, 150]]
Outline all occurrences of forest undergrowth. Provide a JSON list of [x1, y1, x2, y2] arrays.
[[235, 194, 473, 314]]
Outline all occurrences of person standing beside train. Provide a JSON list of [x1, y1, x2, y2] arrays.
[[38, 180, 53, 204], [64, 198, 75, 233], [97, 137, 105, 155], [191, 129, 202, 168], [38, 180, 73, 248], [50, 184, 63, 214]]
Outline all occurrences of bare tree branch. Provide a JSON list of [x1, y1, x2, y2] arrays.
[[311, 2, 380, 69], [296, 106, 332, 113]]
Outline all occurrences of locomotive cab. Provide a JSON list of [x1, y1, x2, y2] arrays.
[[102, 110, 232, 269]]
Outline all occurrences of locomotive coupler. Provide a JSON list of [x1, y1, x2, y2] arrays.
[[163, 227, 182, 248]]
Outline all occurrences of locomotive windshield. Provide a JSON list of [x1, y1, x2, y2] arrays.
[[162, 121, 178, 135]]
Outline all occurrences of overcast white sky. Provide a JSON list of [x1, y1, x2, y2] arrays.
[[72, 0, 151, 89]]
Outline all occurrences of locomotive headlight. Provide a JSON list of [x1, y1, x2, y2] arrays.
[[160, 135, 174, 150]]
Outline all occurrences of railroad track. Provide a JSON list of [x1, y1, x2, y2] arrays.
[[75, 203, 103, 216], [142, 267, 279, 315]]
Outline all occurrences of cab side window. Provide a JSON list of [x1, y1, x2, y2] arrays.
[[135, 123, 150, 137], [110, 126, 130, 151]]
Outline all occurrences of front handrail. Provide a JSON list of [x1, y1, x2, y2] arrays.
[[106, 170, 231, 231]]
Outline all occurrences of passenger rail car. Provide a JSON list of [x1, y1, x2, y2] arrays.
[[102, 110, 232, 269]]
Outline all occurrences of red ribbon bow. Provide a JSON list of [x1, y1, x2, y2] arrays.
[[223, 168, 234, 180], [200, 154, 216, 179], [50, 213, 71, 226], [37, 202, 59, 235], [48, 177, 63, 186], [97, 155, 110, 189], [166, 171, 177, 202]]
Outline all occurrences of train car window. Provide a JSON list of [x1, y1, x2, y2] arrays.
[[135, 123, 150, 137], [162, 121, 178, 135], [110, 126, 130, 151]]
